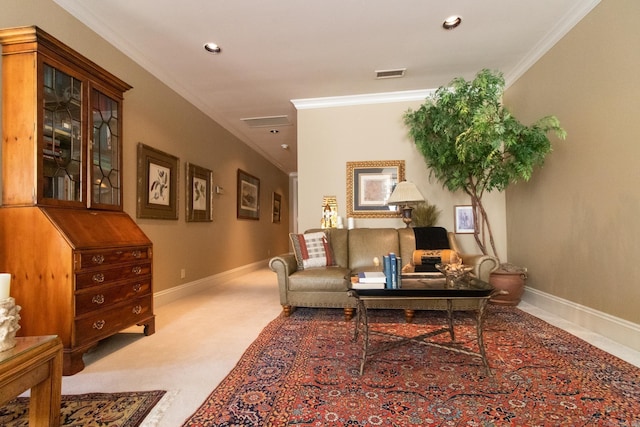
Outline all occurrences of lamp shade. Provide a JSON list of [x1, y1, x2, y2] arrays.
[[387, 181, 424, 205]]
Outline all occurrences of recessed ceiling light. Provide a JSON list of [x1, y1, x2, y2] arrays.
[[204, 42, 222, 54], [280, 144, 289, 150], [442, 15, 462, 30]]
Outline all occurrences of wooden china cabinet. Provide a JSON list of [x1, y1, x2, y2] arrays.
[[0, 26, 155, 375]]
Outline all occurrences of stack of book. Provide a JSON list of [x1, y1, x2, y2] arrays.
[[351, 272, 386, 289], [383, 253, 402, 289]]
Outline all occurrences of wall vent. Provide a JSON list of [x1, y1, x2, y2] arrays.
[[375, 68, 406, 79], [240, 115, 290, 128]]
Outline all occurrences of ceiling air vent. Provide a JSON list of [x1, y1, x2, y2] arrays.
[[240, 115, 291, 128], [375, 68, 406, 79]]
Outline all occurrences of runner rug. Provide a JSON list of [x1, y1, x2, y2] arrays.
[[0, 390, 166, 426], [182, 306, 640, 426]]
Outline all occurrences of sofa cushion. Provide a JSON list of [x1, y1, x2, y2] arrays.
[[348, 228, 400, 270], [290, 232, 335, 269], [288, 266, 350, 291]]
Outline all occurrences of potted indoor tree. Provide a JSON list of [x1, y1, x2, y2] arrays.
[[404, 69, 566, 304]]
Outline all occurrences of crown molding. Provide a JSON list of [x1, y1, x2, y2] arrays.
[[291, 89, 435, 110]]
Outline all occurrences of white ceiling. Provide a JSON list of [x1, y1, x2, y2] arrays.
[[53, 0, 599, 175]]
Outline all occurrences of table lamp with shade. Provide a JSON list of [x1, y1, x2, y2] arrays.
[[386, 181, 425, 227]]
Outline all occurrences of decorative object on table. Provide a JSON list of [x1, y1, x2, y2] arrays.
[[185, 162, 213, 222], [346, 160, 405, 218], [435, 262, 474, 287], [183, 307, 640, 426], [488, 263, 527, 305], [454, 205, 475, 234], [136, 143, 179, 220], [272, 192, 282, 223], [404, 69, 565, 261], [320, 195, 338, 228], [0, 273, 20, 352], [386, 181, 425, 227], [237, 169, 260, 220], [347, 217, 355, 229], [410, 201, 440, 227]]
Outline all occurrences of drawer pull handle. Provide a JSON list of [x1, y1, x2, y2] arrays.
[[92, 294, 105, 304], [132, 305, 142, 314], [132, 266, 142, 274], [93, 320, 105, 330], [92, 273, 105, 283], [133, 284, 142, 292], [132, 250, 142, 258], [91, 254, 105, 264]]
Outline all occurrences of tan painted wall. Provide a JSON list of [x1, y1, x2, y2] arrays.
[[504, 0, 640, 323], [0, 0, 291, 293], [297, 101, 508, 258]]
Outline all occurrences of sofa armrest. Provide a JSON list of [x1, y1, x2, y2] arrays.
[[458, 253, 499, 282], [269, 253, 298, 303]]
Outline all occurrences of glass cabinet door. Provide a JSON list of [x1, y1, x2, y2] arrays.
[[42, 64, 83, 202], [91, 89, 121, 208]]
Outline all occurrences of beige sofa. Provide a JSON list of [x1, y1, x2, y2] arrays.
[[269, 227, 499, 320]]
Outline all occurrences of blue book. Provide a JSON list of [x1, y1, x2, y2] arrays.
[[382, 255, 392, 289], [396, 256, 402, 289], [389, 253, 397, 289]]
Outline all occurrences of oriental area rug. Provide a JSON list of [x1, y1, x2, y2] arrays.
[[0, 390, 166, 427], [182, 307, 640, 426]]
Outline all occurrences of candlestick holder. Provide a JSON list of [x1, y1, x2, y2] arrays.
[[0, 297, 21, 352]]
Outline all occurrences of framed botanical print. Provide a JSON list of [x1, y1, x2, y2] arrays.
[[186, 163, 213, 222], [136, 143, 179, 219], [237, 169, 260, 220], [346, 160, 405, 218]]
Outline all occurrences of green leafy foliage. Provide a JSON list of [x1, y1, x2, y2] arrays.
[[404, 69, 566, 259]]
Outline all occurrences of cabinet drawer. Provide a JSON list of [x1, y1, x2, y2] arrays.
[[75, 281, 151, 316], [75, 262, 151, 290], [74, 296, 153, 347], [76, 247, 151, 271]]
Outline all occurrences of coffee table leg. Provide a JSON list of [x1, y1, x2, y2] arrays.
[[476, 299, 491, 375], [359, 302, 369, 375]]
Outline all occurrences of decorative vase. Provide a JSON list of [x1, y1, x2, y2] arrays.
[[489, 263, 527, 306]]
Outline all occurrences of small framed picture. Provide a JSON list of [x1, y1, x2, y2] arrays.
[[272, 192, 282, 223], [454, 205, 475, 233], [237, 169, 260, 220], [186, 163, 213, 222], [137, 143, 179, 220]]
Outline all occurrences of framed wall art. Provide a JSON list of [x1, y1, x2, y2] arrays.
[[186, 162, 213, 222], [454, 205, 475, 233], [346, 160, 405, 218], [272, 192, 282, 224], [136, 143, 179, 220], [237, 169, 260, 220]]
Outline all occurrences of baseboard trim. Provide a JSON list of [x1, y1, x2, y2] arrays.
[[153, 259, 268, 308], [522, 286, 640, 353]]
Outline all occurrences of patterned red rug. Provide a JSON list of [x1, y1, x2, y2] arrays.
[[182, 307, 640, 426]]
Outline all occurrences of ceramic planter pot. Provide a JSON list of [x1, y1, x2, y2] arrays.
[[489, 264, 527, 305]]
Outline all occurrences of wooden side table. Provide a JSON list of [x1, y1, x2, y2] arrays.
[[0, 336, 63, 427]]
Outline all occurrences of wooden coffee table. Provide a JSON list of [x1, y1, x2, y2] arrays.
[[0, 335, 63, 427], [349, 276, 495, 375]]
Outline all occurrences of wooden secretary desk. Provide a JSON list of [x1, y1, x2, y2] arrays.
[[0, 26, 155, 375]]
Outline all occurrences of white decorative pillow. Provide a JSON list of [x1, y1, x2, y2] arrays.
[[289, 232, 334, 270]]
